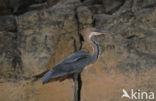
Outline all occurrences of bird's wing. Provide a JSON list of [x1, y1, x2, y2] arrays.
[[58, 51, 89, 64], [42, 51, 90, 84]]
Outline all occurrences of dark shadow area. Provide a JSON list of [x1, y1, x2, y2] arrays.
[[77, 73, 82, 101], [0, 0, 48, 16], [79, 35, 84, 50], [80, 0, 85, 2], [72, 37, 77, 52]]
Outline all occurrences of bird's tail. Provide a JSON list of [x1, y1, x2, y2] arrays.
[[42, 69, 54, 84]]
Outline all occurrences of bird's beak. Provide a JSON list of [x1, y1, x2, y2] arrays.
[[95, 29, 114, 36]]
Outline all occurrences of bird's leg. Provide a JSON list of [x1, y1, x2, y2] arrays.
[[73, 74, 78, 101]]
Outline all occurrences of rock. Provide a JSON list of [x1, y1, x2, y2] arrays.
[[0, 79, 74, 101], [47, 0, 59, 6], [0, 80, 34, 101], [142, 0, 156, 8], [83, 0, 125, 14], [93, 14, 117, 28], [92, 7, 156, 72], [114, 0, 133, 15], [0, 15, 16, 31], [79, 6, 156, 101], [102, 0, 125, 13], [0, 0, 25, 14], [0, 31, 22, 80], [55, 0, 81, 7], [132, 0, 156, 11], [0, 0, 48, 15], [81, 66, 156, 101], [16, 4, 80, 77], [28, 2, 48, 11], [77, 6, 93, 29], [0, 1, 156, 101]]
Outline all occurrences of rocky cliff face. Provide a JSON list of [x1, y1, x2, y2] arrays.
[[0, 0, 156, 101]]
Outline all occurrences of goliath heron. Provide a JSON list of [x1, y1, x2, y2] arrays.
[[42, 27, 113, 101]]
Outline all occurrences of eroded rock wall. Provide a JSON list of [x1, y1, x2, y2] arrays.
[[0, 0, 156, 101]]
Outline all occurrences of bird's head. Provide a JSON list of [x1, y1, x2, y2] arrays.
[[81, 27, 114, 41]]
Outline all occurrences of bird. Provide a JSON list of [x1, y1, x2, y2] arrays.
[[42, 27, 113, 101]]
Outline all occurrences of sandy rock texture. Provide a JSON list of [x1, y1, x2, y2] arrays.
[[0, 0, 156, 101]]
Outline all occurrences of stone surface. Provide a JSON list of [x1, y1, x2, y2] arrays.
[[132, 0, 156, 11], [0, 0, 156, 101], [16, 5, 80, 77], [0, 0, 47, 15], [83, 0, 125, 14], [47, 0, 60, 6], [77, 6, 93, 29], [0, 4, 81, 79], [0, 15, 16, 31], [0, 31, 22, 81]]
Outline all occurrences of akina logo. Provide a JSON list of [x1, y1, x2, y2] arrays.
[[121, 89, 155, 100]]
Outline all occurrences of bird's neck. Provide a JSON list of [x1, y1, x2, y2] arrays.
[[89, 38, 99, 63]]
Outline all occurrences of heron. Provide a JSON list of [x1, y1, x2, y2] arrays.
[[42, 27, 113, 101]]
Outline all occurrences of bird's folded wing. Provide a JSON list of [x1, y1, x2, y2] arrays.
[[58, 51, 89, 64], [43, 51, 89, 80]]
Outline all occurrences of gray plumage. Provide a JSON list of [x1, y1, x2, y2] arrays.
[[42, 40, 99, 84], [41, 27, 109, 101]]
